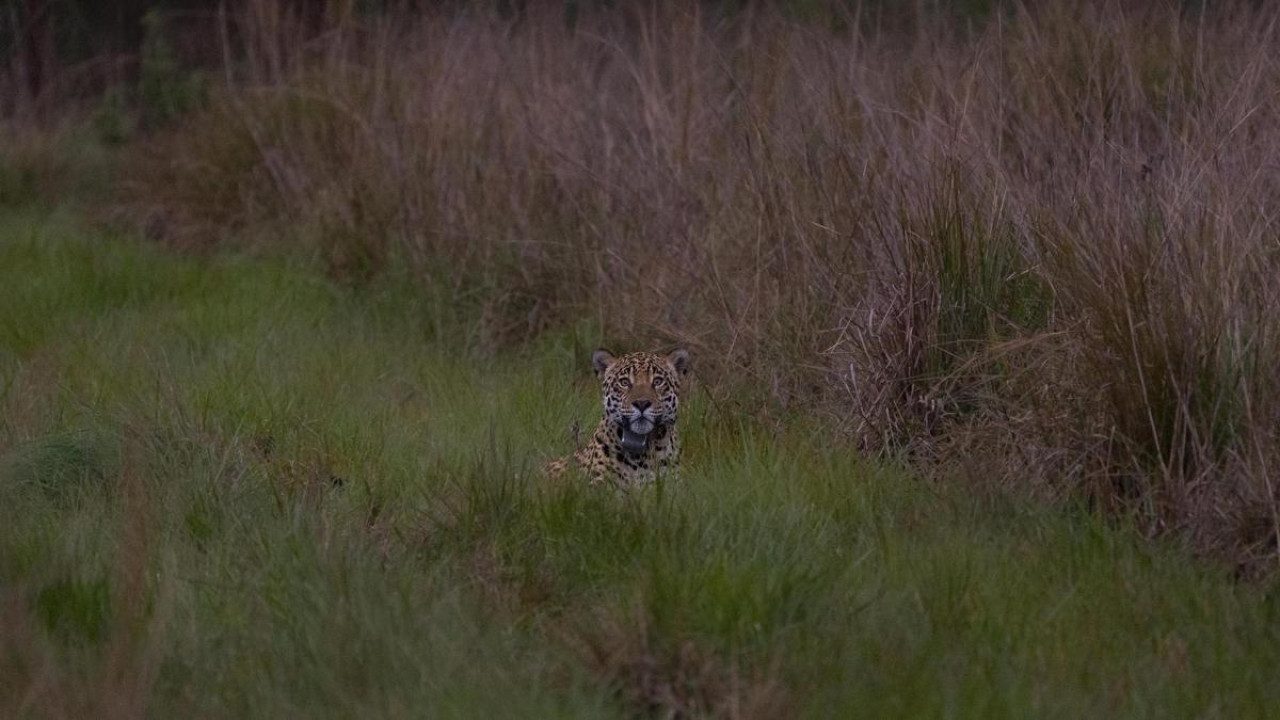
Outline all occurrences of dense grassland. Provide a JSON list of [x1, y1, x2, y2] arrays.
[[5, 1, 1280, 716], [48, 0, 1271, 568], [3, 209, 1280, 718]]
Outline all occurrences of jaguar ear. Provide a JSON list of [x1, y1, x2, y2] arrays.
[[667, 348, 690, 375], [591, 348, 617, 376]]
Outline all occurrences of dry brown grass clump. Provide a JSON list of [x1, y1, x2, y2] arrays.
[[114, 0, 1280, 567]]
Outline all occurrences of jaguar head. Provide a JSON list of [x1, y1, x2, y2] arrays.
[[591, 348, 690, 454]]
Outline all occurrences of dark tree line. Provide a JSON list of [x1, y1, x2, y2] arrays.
[[1, 0, 1024, 118], [1, 0, 356, 116]]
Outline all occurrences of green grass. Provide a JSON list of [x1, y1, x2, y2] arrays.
[[2, 209, 1279, 719]]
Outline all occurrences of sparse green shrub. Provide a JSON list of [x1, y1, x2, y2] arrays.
[[138, 10, 207, 130], [34, 577, 112, 646], [92, 89, 135, 147]]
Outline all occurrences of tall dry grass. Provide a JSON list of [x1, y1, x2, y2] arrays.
[[115, 0, 1280, 568]]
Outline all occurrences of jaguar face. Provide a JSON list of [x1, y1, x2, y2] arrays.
[[592, 348, 690, 454]]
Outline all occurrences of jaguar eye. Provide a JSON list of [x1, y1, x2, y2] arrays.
[[617, 378, 632, 390], [653, 377, 666, 388]]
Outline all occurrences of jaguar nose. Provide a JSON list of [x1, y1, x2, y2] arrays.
[[632, 399, 652, 412]]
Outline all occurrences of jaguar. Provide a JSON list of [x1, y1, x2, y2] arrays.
[[546, 348, 690, 488]]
